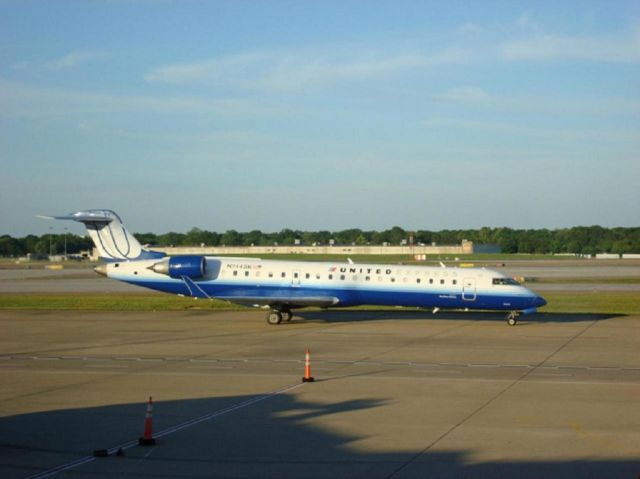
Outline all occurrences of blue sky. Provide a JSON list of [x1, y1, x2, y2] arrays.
[[1, 0, 639, 236]]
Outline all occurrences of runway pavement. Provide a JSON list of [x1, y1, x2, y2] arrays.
[[1, 309, 639, 478]]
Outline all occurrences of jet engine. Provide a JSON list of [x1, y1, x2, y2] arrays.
[[150, 256, 206, 279]]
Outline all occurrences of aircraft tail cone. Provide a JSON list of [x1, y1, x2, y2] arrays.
[[138, 396, 156, 446], [302, 349, 315, 383]]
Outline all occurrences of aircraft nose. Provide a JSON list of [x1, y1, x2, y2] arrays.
[[94, 264, 108, 277], [534, 295, 547, 308]]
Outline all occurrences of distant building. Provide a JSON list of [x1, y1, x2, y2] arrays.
[[474, 243, 502, 254], [152, 240, 474, 256]]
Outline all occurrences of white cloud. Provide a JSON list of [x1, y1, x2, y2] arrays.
[[456, 22, 484, 35], [263, 53, 427, 90], [438, 86, 490, 103], [515, 13, 543, 33], [144, 48, 432, 91], [45, 51, 105, 69], [0, 79, 277, 118], [503, 28, 640, 63], [436, 85, 640, 116], [423, 118, 638, 144], [144, 52, 270, 84]]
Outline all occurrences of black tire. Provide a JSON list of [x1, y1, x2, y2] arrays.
[[283, 310, 293, 321], [267, 311, 282, 325]]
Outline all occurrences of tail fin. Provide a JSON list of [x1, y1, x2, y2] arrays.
[[39, 209, 166, 261]]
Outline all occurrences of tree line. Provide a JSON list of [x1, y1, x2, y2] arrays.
[[1, 225, 639, 257]]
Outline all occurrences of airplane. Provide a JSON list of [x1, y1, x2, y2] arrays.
[[43, 209, 546, 326]]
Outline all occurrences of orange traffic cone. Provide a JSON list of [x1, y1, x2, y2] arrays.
[[138, 396, 156, 445], [302, 349, 314, 383]]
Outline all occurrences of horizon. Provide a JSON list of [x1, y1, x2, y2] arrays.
[[5, 221, 638, 239], [1, 1, 639, 236]]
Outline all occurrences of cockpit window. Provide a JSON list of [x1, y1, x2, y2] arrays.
[[492, 277, 520, 286]]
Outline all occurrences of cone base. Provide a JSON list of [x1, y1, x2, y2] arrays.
[[302, 377, 315, 382], [138, 437, 156, 446]]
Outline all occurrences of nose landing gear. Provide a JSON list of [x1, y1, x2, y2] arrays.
[[507, 311, 519, 326]]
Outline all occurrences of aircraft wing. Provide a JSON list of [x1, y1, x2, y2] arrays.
[[180, 277, 339, 308], [215, 295, 340, 309]]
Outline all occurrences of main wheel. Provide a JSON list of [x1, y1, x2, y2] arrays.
[[282, 310, 293, 322], [267, 311, 282, 325]]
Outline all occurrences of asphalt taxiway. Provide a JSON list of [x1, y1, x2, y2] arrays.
[[1, 308, 639, 478]]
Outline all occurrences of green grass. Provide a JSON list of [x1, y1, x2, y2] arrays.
[[539, 292, 640, 315], [1, 291, 638, 315], [0, 294, 239, 311]]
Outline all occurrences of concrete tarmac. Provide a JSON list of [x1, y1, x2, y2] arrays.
[[1, 309, 639, 478]]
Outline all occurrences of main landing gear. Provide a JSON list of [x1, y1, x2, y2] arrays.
[[506, 311, 519, 326], [266, 308, 293, 325]]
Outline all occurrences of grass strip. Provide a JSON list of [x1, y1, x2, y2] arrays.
[[0, 294, 240, 311], [539, 292, 640, 315]]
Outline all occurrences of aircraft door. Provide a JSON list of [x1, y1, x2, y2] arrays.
[[462, 278, 476, 301]]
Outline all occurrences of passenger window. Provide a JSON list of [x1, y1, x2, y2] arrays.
[[365, 276, 370, 281], [233, 271, 238, 276], [294, 272, 299, 279], [305, 273, 310, 279], [452, 279, 457, 285], [440, 279, 445, 285], [281, 272, 286, 278], [340, 275, 345, 280], [329, 274, 333, 280], [268, 272, 273, 278], [316, 273, 321, 280], [391, 278, 396, 283], [429, 279, 433, 284], [244, 271, 249, 277], [416, 278, 421, 284]]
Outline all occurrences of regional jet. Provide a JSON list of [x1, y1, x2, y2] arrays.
[[44, 210, 546, 325]]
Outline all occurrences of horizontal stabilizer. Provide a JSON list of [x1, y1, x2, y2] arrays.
[[38, 212, 114, 224]]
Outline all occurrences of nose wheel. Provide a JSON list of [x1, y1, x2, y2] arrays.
[[507, 311, 519, 326]]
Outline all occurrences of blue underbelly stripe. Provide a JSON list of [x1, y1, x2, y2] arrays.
[[123, 278, 538, 311]]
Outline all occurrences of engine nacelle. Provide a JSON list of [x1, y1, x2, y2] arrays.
[[150, 256, 206, 279]]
